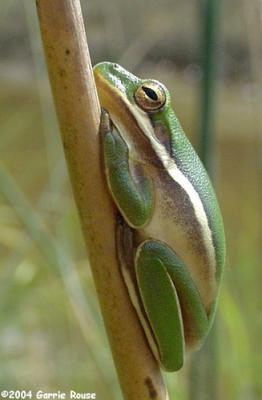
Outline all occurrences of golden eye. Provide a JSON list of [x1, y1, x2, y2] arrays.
[[134, 81, 166, 112]]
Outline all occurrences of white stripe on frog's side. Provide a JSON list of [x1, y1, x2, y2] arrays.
[[111, 93, 216, 281]]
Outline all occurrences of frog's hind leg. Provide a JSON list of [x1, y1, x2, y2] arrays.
[[135, 240, 209, 372]]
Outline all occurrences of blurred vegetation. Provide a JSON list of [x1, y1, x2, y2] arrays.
[[0, 0, 261, 399]]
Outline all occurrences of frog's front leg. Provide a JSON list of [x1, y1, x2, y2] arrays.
[[100, 109, 153, 228], [135, 240, 209, 372]]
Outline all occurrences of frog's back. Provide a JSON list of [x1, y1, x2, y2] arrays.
[[140, 110, 225, 314], [168, 111, 225, 282]]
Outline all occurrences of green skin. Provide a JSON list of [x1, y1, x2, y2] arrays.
[[94, 62, 225, 372]]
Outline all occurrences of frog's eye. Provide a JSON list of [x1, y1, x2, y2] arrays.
[[134, 81, 166, 112]]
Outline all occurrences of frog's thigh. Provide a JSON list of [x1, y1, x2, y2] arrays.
[[135, 240, 209, 372], [135, 240, 184, 371]]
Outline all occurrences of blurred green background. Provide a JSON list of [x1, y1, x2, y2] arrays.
[[0, 1, 261, 399]]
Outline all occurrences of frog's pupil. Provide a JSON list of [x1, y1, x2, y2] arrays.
[[142, 86, 158, 101]]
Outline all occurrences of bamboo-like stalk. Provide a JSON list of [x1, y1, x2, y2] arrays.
[[35, 1, 167, 399]]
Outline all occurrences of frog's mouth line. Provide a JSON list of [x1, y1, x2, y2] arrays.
[[95, 69, 160, 160]]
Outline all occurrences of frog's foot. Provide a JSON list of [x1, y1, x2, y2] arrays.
[[99, 107, 112, 138]]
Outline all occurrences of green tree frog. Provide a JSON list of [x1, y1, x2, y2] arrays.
[[93, 62, 225, 372]]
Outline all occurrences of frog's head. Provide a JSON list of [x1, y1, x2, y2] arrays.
[[93, 62, 172, 116], [94, 62, 175, 163]]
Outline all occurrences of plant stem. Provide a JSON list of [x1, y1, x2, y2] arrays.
[[189, 0, 220, 399], [198, 0, 219, 172], [35, 1, 167, 399]]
